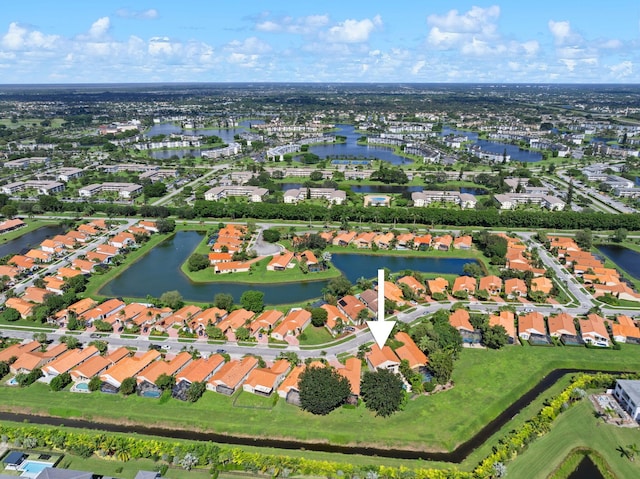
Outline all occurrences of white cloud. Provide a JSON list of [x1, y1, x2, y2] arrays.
[[115, 9, 159, 20], [548, 20, 572, 44], [88, 17, 110, 39], [411, 60, 426, 75], [326, 15, 382, 43], [255, 14, 329, 34], [427, 6, 500, 35], [609, 60, 633, 78], [1, 22, 59, 50], [225, 37, 271, 54]]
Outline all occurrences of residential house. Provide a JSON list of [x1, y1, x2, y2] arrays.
[[56, 267, 84, 280], [8, 255, 37, 273], [43, 276, 66, 295], [453, 235, 473, 250], [70, 347, 130, 382], [321, 303, 348, 336], [427, 277, 449, 296], [611, 315, 640, 344], [0, 264, 20, 281], [25, 249, 53, 263], [613, 379, 640, 420], [395, 233, 415, 249], [270, 309, 312, 340], [479, 275, 503, 296], [504, 278, 527, 299], [452, 276, 477, 295], [136, 352, 192, 386], [518, 312, 547, 340], [10, 343, 68, 375], [5, 297, 35, 319], [100, 350, 161, 388], [530, 277, 553, 295], [80, 298, 126, 326], [382, 281, 405, 306], [413, 234, 432, 250], [207, 356, 259, 395], [52, 298, 98, 327], [0, 341, 41, 363], [449, 309, 474, 334], [333, 231, 357, 247], [71, 259, 97, 274], [579, 314, 610, 347], [397, 275, 426, 295], [432, 235, 453, 251], [358, 289, 379, 315], [366, 345, 400, 373], [548, 313, 577, 338], [337, 357, 361, 399], [42, 346, 100, 377], [158, 305, 202, 332], [217, 308, 255, 335], [208, 252, 233, 265], [139, 220, 159, 233], [214, 261, 252, 274], [242, 359, 291, 396], [267, 251, 295, 271], [176, 354, 226, 385], [394, 332, 428, 369], [22, 287, 53, 303], [96, 244, 120, 257], [109, 232, 136, 249], [354, 232, 375, 249], [337, 295, 367, 323], [488, 311, 517, 343], [250, 309, 284, 336], [373, 232, 395, 249], [189, 307, 228, 335]]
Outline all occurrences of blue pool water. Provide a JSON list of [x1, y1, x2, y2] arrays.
[[7, 377, 18, 386], [75, 382, 89, 391], [21, 461, 52, 474], [141, 390, 161, 398]]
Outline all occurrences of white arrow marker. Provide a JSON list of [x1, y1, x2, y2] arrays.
[[366, 269, 397, 349]]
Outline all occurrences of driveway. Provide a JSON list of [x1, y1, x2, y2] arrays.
[[252, 227, 282, 256]]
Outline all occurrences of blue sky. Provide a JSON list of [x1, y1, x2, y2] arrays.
[[1, 1, 639, 83]]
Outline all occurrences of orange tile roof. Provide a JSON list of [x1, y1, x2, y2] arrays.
[[209, 356, 258, 390], [321, 303, 347, 330], [267, 251, 294, 269], [100, 349, 161, 386], [427, 277, 449, 295], [177, 354, 225, 383], [453, 235, 472, 248], [337, 295, 366, 321], [394, 332, 428, 368], [449, 309, 474, 332], [580, 314, 610, 340], [333, 231, 357, 245], [23, 286, 54, 304], [71, 259, 96, 273], [6, 297, 35, 318], [452, 276, 476, 293], [479, 275, 503, 293], [44, 346, 99, 376], [218, 308, 254, 332], [397, 275, 425, 293], [0, 341, 41, 362], [70, 347, 129, 381], [271, 309, 312, 338], [56, 267, 84, 279], [8, 255, 36, 270], [137, 351, 192, 385], [0, 264, 20, 279], [96, 244, 119, 256], [366, 345, 399, 369], [548, 313, 577, 336], [337, 357, 361, 395], [504, 278, 527, 295], [44, 276, 66, 292], [26, 249, 52, 262], [277, 364, 306, 397], [518, 312, 546, 336], [489, 311, 516, 339], [250, 309, 284, 333], [382, 281, 405, 304], [530, 277, 553, 294], [243, 359, 290, 393]]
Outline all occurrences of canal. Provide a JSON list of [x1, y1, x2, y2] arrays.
[[596, 244, 640, 280], [0, 224, 67, 258], [99, 231, 475, 304]]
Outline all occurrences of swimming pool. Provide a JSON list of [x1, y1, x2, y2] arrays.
[[6, 377, 18, 386], [20, 460, 53, 477], [141, 390, 161, 398], [75, 382, 89, 391]]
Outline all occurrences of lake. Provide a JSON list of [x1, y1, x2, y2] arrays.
[[596, 244, 640, 280], [308, 124, 413, 165], [568, 456, 604, 479], [442, 126, 543, 162], [99, 231, 475, 304], [0, 224, 67, 257]]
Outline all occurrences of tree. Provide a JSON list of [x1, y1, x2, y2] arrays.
[[612, 228, 628, 243], [0, 308, 20, 322], [262, 228, 281, 243], [235, 326, 250, 341], [32, 332, 47, 344], [156, 218, 176, 233], [205, 325, 225, 340], [298, 366, 351, 415], [240, 290, 264, 313], [575, 229, 593, 250], [186, 381, 206, 402], [1, 204, 18, 219], [427, 350, 455, 384], [155, 373, 176, 391], [213, 293, 234, 311], [324, 275, 353, 298], [89, 340, 108, 354], [60, 335, 80, 349], [310, 307, 328, 327], [187, 253, 209, 272], [50, 372, 72, 391], [120, 377, 137, 395], [462, 262, 483, 278], [360, 369, 405, 417], [160, 290, 184, 310], [483, 325, 509, 349], [88, 376, 103, 392]]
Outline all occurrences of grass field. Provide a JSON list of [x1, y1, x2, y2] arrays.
[[1, 345, 639, 454], [507, 401, 640, 478], [0, 219, 59, 243]]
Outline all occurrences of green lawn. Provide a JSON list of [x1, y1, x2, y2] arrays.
[[1, 345, 639, 453], [508, 401, 640, 478], [0, 219, 59, 243], [298, 325, 334, 346]]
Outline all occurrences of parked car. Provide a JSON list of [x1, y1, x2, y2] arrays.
[[216, 349, 227, 354]]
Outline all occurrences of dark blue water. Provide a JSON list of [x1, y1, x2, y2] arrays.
[[146, 123, 246, 143], [0, 225, 67, 257], [568, 456, 604, 479], [100, 231, 474, 303], [308, 124, 412, 165], [597, 244, 640, 280], [442, 127, 542, 162]]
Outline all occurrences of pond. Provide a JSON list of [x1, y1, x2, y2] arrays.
[[307, 124, 413, 165], [596, 244, 640, 280], [441, 126, 543, 162], [99, 231, 475, 304], [568, 456, 605, 479], [0, 224, 67, 257]]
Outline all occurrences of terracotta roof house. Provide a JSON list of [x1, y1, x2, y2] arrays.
[[394, 332, 428, 369], [50, 235, 76, 249], [80, 298, 126, 325], [207, 356, 259, 395], [489, 311, 517, 343], [0, 218, 25, 233], [449, 309, 474, 333], [43, 276, 66, 295], [159, 305, 202, 331], [77, 224, 99, 236], [611, 315, 640, 344], [96, 244, 120, 256], [373, 232, 395, 249], [41, 239, 63, 254], [71, 259, 96, 274], [382, 281, 405, 305], [23, 287, 53, 304], [100, 349, 161, 388], [504, 278, 527, 299], [337, 295, 367, 323], [453, 235, 473, 250], [479, 275, 503, 296], [333, 231, 357, 247], [530, 277, 553, 295], [189, 307, 228, 334], [10, 343, 68, 375], [217, 308, 255, 334], [136, 351, 192, 386], [109, 232, 136, 249], [337, 357, 362, 397], [26, 249, 53, 263], [271, 309, 312, 340], [56, 267, 84, 280], [8, 255, 37, 272], [70, 347, 130, 382], [6, 297, 35, 319], [298, 250, 318, 266], [321, 303, 349, 335], [366, 345, 400, 373], [88, 219, 108, 230], [413, 234, 432, 250], [427, 277, 449, 296], [433, 234, 453, 251], [139, 220, 159, 233], [242, 359, 291, 396], [0, 264, 20, 281], [548, 313, 577, 337], [67, 230, 89, 243], [208, 252, 233, 264], [214, 260, 251, 274], [176, 354, 226, 384], [277, 364, 306, 398], [250, 309, 284, 336], [395, 233, 415, 248], [518, 312, 547, 340], [397, 275, 425, 294], [53, 298, 98, 326], [0, 340, 41, 363], [579, 314, 611, 347], [43, 346, 99, 377], [267, 251, 295, 271], [354, 232, 375, 249], [452, 276, 477, 295], [358, 289, 379, 315]]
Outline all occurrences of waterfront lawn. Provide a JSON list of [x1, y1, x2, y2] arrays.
[[507, 400, 640, 478], [0, 219, 57, 243], [1, 345, 640, 452]]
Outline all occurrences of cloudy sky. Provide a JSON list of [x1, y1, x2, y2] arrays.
[[1, 1, 639, 84]]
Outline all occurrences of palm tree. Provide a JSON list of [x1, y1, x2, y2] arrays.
[[617, 445, 631, 461], [627, 443, 640, 462]]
